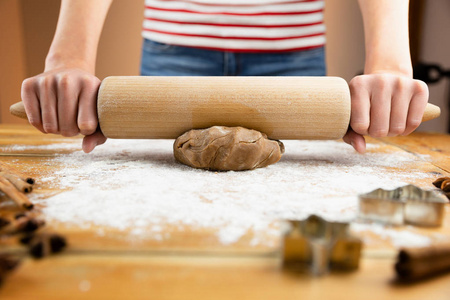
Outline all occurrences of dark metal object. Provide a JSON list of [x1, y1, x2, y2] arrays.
[[414, 63, 450, 84], [413, 62, 450, 132]]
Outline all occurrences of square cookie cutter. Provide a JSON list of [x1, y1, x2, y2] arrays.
[[358, 185, 448, 227], [281, 215, 362, 276]]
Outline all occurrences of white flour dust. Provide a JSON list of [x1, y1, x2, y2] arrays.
[[21, 139, 435, 246], [3, 142, 80, 152]]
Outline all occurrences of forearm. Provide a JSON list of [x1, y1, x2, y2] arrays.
[[45, 0, 113, 73], [358, 0, 412, 77]]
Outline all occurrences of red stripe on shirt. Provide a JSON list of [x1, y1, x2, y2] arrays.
[[145, 17, 323, 28], [145, 5, 323, 16]]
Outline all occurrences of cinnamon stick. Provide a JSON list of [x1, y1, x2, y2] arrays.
[[0, 217, 10, 228], [20, 231, 67, 258], [0, 214, 44, 235], [432, 177, 448, 189], [395, 244, 450, 281], [0, 176, 33, 209], [442, 180, 450, 193], [0, 162, 35, 185], [0, 172, 32, 193], [0, 253, 21, 286], [432, 177, 450, 200]]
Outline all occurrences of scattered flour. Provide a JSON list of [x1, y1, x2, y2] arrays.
[[23, 139, 436, 246], [4, 142, 80, 152]]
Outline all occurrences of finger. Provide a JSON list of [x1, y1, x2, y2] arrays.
[[368, 80, 391, 138], [21, 78, 45, 133], [388, 83, 411, 136], [82, 129, 107, 153], [343, 129, 366, 154], [57, 75, 80, 137], [38, 77, 59, 134], [78, 77, 101, 136], [349, 76, 370, 135], [403, 81, 429, 136]]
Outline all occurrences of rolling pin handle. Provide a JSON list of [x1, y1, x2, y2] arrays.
[[10, 102, 28, 120], [422, 103, 441, 122]]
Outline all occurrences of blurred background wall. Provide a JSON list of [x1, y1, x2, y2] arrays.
[[417, 0, 450, 132], [0, 0, 448, 133]]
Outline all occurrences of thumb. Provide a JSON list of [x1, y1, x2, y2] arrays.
[[343, 128, 366, 154], [82, 129, 107, 153]]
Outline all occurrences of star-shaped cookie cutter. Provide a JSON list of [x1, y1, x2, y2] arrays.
[[358, 185, 448, 227], [281, 215, 362, 276]]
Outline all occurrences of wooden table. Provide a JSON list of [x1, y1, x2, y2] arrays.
[[0, 124, 449, 300]]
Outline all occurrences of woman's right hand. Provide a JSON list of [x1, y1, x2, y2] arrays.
[[21, 68, 107, 153]]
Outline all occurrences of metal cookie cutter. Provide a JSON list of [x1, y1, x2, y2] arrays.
[[281, 215, 362, 276], [358, 185, 448, 227]]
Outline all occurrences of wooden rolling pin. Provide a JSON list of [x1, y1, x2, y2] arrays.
[[10, 76, 441, 140]]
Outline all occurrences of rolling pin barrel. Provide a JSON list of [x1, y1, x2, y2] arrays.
[[98, 76, 351, 140], [10, 76, 441, 140]]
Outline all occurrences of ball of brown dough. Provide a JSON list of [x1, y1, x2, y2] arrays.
[[173, 126, 284, 171]]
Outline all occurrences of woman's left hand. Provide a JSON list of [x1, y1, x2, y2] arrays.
[[343, 73, 429, 153]]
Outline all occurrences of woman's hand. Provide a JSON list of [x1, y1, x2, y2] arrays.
[[343, 73, 429, 153], [21, 68, 107, 153]]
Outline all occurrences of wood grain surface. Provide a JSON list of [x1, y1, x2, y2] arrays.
[[0, 124, 449, 299], [2, 255, 450, 300]]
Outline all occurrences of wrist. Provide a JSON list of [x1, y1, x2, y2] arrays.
[[45, 52, 95, 73], [364, 52, 413, 78], [364, 65, 413, 78], [364, 68, 413, 78]]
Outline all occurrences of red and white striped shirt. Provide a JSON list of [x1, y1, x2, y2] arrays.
[[142, 0, 325, 53]]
